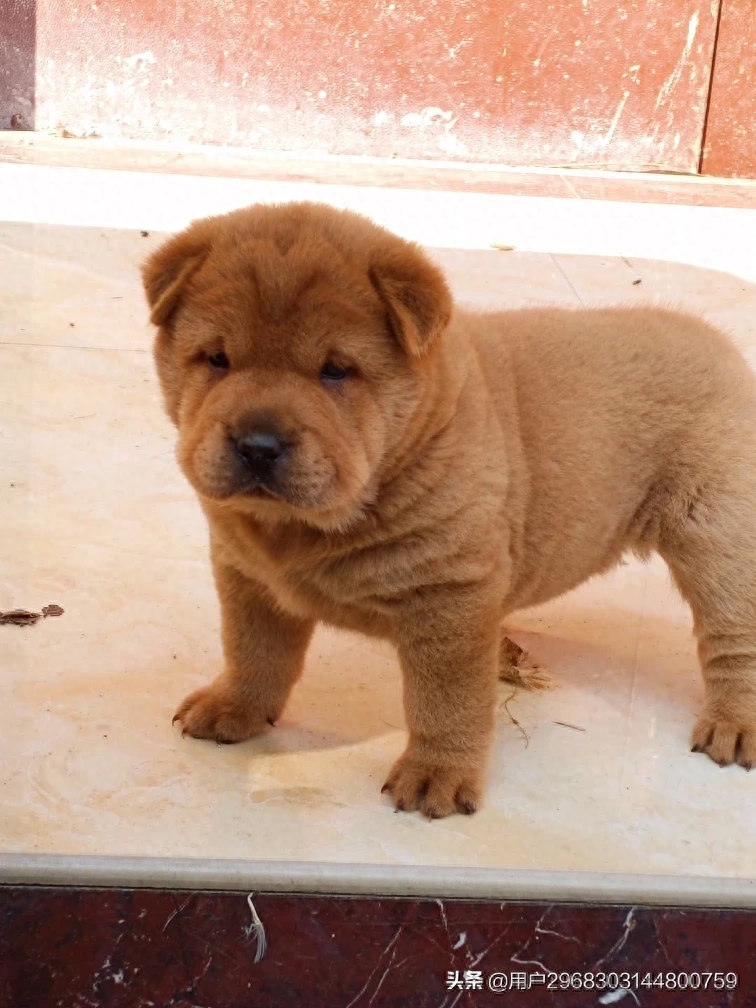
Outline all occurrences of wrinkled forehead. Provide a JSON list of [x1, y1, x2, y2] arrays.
[[178, 238, 386, 364]]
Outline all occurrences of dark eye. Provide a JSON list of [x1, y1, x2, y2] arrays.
[[320, 361, 349, 381], [207, 351, 229, 370]]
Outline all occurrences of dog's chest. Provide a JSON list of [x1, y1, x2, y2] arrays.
[[219, 520, 399, 635]]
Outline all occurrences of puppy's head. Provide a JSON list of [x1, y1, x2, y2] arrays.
[[142, 201, 452, 529]]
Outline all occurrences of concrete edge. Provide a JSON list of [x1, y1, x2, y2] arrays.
[[1, 135, 755, 208], [1, 855, 755, 908]]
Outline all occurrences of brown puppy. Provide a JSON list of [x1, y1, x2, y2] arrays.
[[143, 201, 756, 818]]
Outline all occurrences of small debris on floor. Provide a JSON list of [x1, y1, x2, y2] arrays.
[[501, 635, 551, 690], [141, 230, 150, 237], [632, 278, 642, 285], [0, 609, 42, 626], [491, 243, 516, 251], [245, 894, 268, 963], [502, 688, 530, 748], [501, 635, 525, 665], [554, 720, 586, 732], [1, 604, 65, 626]]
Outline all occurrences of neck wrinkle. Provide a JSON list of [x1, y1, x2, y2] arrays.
[[375, 332, 470, 494]]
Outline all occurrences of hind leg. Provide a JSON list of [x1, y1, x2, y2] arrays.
[[659, 467, 756, 770]]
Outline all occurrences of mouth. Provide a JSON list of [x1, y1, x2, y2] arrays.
[[229, 471, 328, 513], [240, 482, 281, 500], [227, 467, 285, 500]]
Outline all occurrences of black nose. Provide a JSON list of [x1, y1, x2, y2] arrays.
[[233, 430, 289, 477]]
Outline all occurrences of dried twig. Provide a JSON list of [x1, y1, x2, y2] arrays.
[[502, 687, 530, 748]]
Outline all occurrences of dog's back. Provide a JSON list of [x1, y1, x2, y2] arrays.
[[461, 306, 756, 609]]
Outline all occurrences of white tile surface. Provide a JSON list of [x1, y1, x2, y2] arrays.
[[2, 162, 756, 280], [2, 173, 756, 899]]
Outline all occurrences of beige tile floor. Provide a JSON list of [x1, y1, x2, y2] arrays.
[[2, 182, 756, 900]]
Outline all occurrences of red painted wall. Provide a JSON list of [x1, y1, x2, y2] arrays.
[[16, 0, 716, 172], [0, 0, 35, 132], [3, 0, 754, 176], [701, 0, 756, 179]]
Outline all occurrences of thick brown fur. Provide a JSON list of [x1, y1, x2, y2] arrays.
[[143, 201, 756, 818]]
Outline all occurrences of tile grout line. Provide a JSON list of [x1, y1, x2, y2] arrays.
[[549, 254, 586, 306]]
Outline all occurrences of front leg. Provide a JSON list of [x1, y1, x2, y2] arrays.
[[383, 585, 502, 818], [174, 552, 314, 743]]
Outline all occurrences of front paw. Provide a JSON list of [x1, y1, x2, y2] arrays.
[[381, 749, 483, 819], [692, 708, 756, 769], [173, 676, 276, 744]]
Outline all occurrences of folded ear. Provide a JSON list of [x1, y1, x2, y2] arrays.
[[369, 241, 453, 356], [141, 222, 213, 326]]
